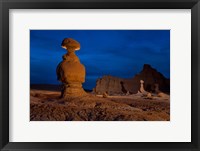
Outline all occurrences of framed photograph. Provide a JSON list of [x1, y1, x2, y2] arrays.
[[0, 0, 199, 150]]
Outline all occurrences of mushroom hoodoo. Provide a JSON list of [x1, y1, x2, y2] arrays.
[[56, 38, 86, 98]]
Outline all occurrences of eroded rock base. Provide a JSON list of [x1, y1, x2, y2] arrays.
[[61, 83, 87, 98]]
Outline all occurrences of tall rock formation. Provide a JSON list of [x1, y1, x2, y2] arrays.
[[56, 38, 86, 98], [93, 64, 170, 95]]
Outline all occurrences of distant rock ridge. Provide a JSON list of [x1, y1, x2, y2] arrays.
[[93, 64, 170, 95]]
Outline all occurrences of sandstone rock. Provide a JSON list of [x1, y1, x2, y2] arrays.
[[157, 92, 170, 99], [93, 64, 170, 95], [61, 38, 81, 51], [103, 92, 108, 98], [154, 83, 160, 94], [139, 80, 148, 95], [56, 38, 86, 98], [135, 64, 170, 93], [94, 75, 124, 95], [139, 80, 145, 92], [126, 91, 130, 95], [147, 93, 152, 97]]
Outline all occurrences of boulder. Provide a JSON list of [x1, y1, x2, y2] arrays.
[[103, 92, 108, 98]]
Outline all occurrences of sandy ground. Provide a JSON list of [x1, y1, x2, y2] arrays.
[[30, 89, 170, 121]]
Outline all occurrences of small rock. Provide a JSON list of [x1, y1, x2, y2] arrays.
[[103, 92, 108, 98]]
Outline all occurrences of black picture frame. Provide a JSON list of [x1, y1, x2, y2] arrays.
[[0, 0, 199, 151]]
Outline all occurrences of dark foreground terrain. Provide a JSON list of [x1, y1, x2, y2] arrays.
[[30, 89, 170, 121]]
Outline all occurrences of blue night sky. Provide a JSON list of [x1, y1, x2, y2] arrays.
[[30, 30, 170, 90]]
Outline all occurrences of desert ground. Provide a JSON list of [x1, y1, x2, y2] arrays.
[[30, 89, 170, 121]]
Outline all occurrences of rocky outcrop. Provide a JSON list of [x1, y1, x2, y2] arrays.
[[94, 76, 124, 95], [56, 38, 86, 98], [93, 64, 170, 95]]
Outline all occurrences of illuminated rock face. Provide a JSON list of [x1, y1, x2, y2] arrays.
[[93, 64, 170, 94], [56, 38, 86, 98]]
